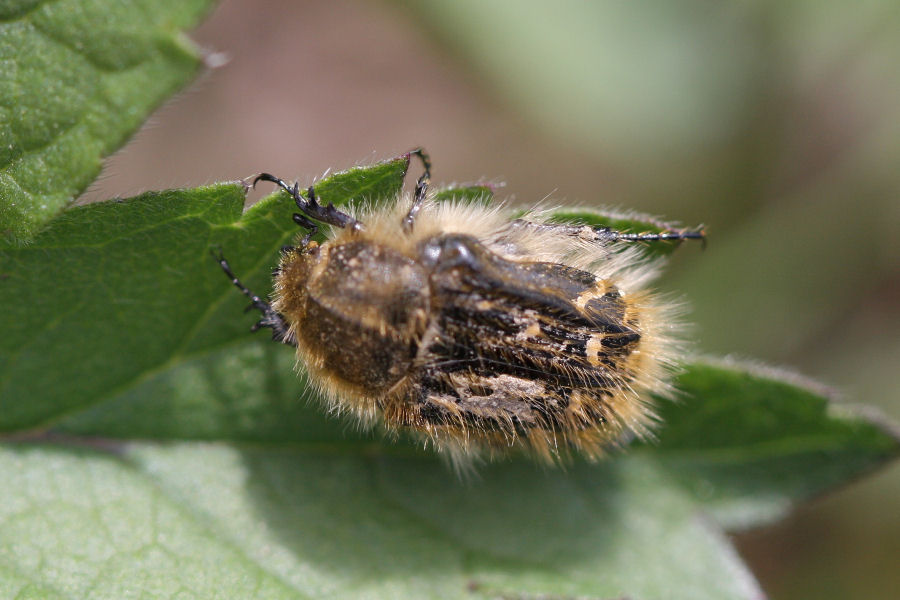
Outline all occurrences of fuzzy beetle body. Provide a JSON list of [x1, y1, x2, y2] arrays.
[[219, 150, 703, 466]]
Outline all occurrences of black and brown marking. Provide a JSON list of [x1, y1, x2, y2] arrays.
[[407, 234, 647, 458], [220, 151, 699, 464], [274, 231, 650, 461]]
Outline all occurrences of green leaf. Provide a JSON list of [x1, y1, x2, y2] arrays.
[[0, 442, 765, 600], [0, 0, 216, 245], [431, 184, 494, 204], [304, 155, 414, 208], [0, 155, 410, 433], [649, 358, 900, 529], [2, 158, 897, 598], [0, 444, 298, 599]]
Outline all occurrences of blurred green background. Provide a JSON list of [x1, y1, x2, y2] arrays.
[[81, 1, 899, 597]]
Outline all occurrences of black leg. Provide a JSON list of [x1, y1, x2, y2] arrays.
[[403, 147, 432, 231], [253, 173, 360, 231], [216, 252, 296, 346], [600, 227, 706, 244], [508, 219, 706, 248], [293, 213, 319, 247]]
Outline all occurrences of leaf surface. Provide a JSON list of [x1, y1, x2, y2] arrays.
[[432, 184, 495, 204], [0, 442, 767, 600], [0, 0, 216, 244], [650, 359, 900, 528]]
